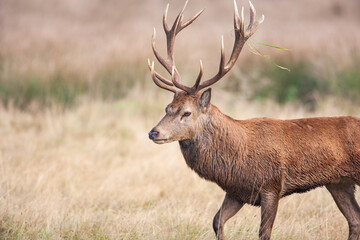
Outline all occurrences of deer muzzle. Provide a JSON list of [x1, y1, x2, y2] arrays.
[[148, 129, 159, 140]]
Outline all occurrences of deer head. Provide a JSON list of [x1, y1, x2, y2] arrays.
[[148, 0, 264, 144]]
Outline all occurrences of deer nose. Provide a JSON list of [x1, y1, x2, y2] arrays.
[[148, 130, 159, 140]]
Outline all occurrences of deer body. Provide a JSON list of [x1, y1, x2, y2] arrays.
[[147, 1, 360, 239], [180, 105, 360, 205]]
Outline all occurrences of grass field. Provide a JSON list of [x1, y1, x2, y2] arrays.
[[1, 0, 360, 239], [1, 92, 359, 239]]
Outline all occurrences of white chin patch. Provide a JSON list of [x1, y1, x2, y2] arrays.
[[153, 139, 173, 144]]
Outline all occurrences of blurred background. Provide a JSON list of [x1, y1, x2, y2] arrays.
[[2, 0, 360, 111], [1, 0, 360, 239]]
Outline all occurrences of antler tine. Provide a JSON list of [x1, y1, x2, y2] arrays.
[[171, 66, 195, 94], [220, 35, 225, 72], [172, 0, 189, 33], [195, 0, 264, 92], [147, 59, 174, 87], [163, 4, 170, 33], [193, 60, 203, 90], [177, 8, 205, 34], [171, 60, 204, 96], [240, 6, 245, 36], [233, 0, 241, 31], [246, 0, 264, 37], [248, 0, 256, 31], [247, 13, 265, 37], [149, 60, 178, 93], [152, 28, 169, 72]]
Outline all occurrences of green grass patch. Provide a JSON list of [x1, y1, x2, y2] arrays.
[[236, 57, 360, 110], [0, 61, 147, 110], [335, 66, 360, 101], [252, 62, 322, 110], [0, 71, 87, 109], [1, 56, 360, 111]]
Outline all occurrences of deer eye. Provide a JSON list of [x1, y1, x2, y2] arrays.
[[182, 112, 191, 117]]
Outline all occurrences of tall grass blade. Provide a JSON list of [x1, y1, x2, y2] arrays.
[[247, 39, 290, 71]]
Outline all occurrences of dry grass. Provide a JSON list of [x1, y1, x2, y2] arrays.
[[0, 90, 360, 239], [1, 0, 360, 239]]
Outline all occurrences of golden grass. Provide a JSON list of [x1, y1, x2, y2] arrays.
[[0, 90, 359, 239]]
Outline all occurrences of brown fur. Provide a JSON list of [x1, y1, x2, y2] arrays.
[[149, 90, 360, 240]]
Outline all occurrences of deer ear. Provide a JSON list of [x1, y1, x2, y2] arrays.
[[199, 88, 211, 109]]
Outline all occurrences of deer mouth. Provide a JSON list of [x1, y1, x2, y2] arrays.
[[152, 138, 171, 144]]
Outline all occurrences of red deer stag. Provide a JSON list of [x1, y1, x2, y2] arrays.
[[147, 1, 360, 239]]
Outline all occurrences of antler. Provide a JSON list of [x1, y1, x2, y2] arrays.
[[148, 0, 204, 93], [148, 0, 264, 95], [196, 0, 264, 92]]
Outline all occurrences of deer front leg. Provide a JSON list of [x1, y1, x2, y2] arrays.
[[213, 193, 243, 240], [259, 190, 280, 240]]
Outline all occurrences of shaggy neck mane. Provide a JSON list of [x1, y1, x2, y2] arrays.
[[179, 105, 247, 191]]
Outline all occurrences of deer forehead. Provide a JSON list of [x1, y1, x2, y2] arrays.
[[164, 95, 196, 115], [172, 93, 199, 107]]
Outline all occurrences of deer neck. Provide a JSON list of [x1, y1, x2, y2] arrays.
[[179, 105, 247, 188]]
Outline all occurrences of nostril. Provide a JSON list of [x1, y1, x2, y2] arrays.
[[148, 130, 159, 140]]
